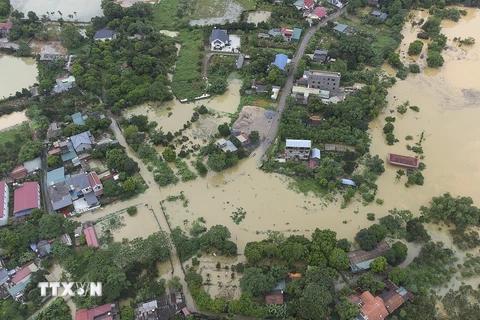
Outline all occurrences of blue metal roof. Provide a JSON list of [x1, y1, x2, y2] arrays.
[[333, 24, 348, 33], [292, 28, 302, 40], [46, 167, 65, 185], [72, 112, 85, 125], [286, 139, 311, 148], [272, 54, 288, 70], [61, 151, 77, 162], [342, 179, 356, 186], [311, 148, 321, 159]]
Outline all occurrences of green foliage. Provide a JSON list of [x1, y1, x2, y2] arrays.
[[408, 40, 424, 55], [167, 276, 183, 291], [60, 24, 84, 49], [231, 207, 246, 225], [427, 50, 444, 67], [388, 267, 407, 285], [240, 268, 276, 296], [410, 105, 420, 112], [194, 159, 208, 177], [120, 306, 135, 320], [162, 147, 176, 162], [383, 122, 394, 134], [356, 272, 386, 293], [17, 41, 31, 57], [385, 241, 408, 266], [249, 130, 260, 143], [335, 297, 360, 320], [127, 206, 138, 216], [409, 63, 421, 73], [217, 122, 231, 137], [420, 193, 480, 228], [371, 256, 388, 273], [406, 218, 431, 243], [367, 213, 376, 221], [175, 159, 197, 182], [46, 154, 62, 169], [39, 214, 80, 239], [32, 298, 71, 320], [396, 101, 408, 114], [422, 17, 442, 35], [406, 170, 424, 187], [355, 228, 378, 251], [154, 162, 178, 186], [328, 248, 350, 271], [190, 219, 207, 237], [18, 140, 44, 162]]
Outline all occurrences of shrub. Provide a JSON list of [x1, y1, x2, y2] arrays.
[[408, 40, 424, 55], [127, 206, 138, 216], [376, 198, 384, 205], [409, 64, 420, 73], [367, 213, 376, 221]]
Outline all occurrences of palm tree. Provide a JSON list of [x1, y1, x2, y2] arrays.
[[57, 11, 62, 17]]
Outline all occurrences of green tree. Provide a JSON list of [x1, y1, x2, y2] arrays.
[[355, 229, 378, 251], [167, 276, 183, 291], [356, 272, 386, 292], [383, 122, 394, 134], [388, 267, 407, 285], [122, 176, 137, 193], [422, 17, 442, 35], [297, 280, 334, 319], [239, 268, 276, 296], [19, 141, 44, 162], [0, 2, 9, 17], [336, 297, 360, 320], [120, 305, 134, 320], [368, 224, 388, 242], [249, 131, 260, 143], [406, 218, 431, 243], [60, 24, 84, 49], [203, 225, 231, 249], [162, 147, 176, 162], [127, 206, 137, 216], [371, 257, 388, 273], [207, 152, 226, 172], [124, 125, 139, 142], [311, 228, 337, 256], [427, 51, 444, 67], [39, 214, 79, 239], [218, 123, 231, 137], [408, 40, 424, 55], [17, 41, 31, 57], [46, 154, 62, 169], [328, 248, 350, 271]]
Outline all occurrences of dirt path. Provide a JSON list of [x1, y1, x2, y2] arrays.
[[72, 116, 198, 312], [259, 6, 348, 156]]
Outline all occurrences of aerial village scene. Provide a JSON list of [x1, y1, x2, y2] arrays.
[[1, 0, 480, 319]]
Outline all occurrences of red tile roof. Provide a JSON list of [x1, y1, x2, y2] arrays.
[[11, 262, 33, 284], [75, 303, 113, 320], [48, 148, 62, 155], [84, 226, 99, 248], [384, 293, 406, 313], [0, 20, 12, 30], [265, 293, 284, 304], [0, 181, 5, 219], [75, 309, 88, 320], [304, 0, 314, 8], [360, 292, 389, 320], [280, 27, 293, 35], [88, 172, 101, 186], [312, 7, 327, 18], [13, 182, 39, 214], [11, 165, 27, 180]]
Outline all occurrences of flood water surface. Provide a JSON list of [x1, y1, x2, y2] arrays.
[[0, 111, 28, 130], [0, 55, 37, 98]]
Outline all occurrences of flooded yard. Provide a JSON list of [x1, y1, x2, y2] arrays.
[[247, 11, 271, 25], [0, 111, 28, 131], [0, 55, 37, 98], [11, 0, 103, 22]]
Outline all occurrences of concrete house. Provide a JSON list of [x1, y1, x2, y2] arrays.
[[93, 29, 117, 41], [75, 302, 120, 320], [216, 139, 237, 153], [66, 173, 100, 213], [0, 181, 8, 226], [307, 70, 341, 91], [328, 0, 344, 8], [47, 167, 66, 185], [313, 50, 328, 63], [52, 75, 76, 93], [310, 7, 327, 19], [13, 182, 40, 217], [11, 165, 27, 180], [71, 112, 86, 125], [70, 131, 94, 153], [236, 133, 249, 146], [371, 10, 388, 22], [210, 29, 229, 50], [265, 280, 286, 305], [293, 0, 314, 11], [285, 139, 312, 160], [88, 172, 104, 196], [48, 181, 73, 211], [0, 20, 12, 37]]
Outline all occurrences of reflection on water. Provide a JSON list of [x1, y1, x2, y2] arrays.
[[0, 55, 37, 98]]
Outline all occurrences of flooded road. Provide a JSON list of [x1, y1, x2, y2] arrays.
[[0, 111, 28, 130], [0, 55, 37, 98]]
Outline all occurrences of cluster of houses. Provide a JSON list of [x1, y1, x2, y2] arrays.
[[216, 132, 251, 153], [293, 69, 345, 105], [262, 27, 303, 43], [0, 19, 12, 38]]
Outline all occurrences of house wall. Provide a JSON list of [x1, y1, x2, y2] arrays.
[[308, 73, 340, 91], [0, 183, 8, 226], [285, 147, 311, 160], [211, 40, 226, 49]]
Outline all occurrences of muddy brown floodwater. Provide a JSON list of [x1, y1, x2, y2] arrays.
[[0, 111, 28, 131], [0, 55, 37, 98]]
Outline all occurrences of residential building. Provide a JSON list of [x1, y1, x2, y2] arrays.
[[293, 0, 314, 11], [265, 280, 286, 305], [382, 285, 410, 314], [52, 75, 76, 93], [47, 122, 61, 139], [47, 167, 66, 185], [236, 133, 249, 146], [66, 173, 100, 213], [0, 260, 8, 286], [372, 10, 388, 22], [71, 131, 94, 153], [313, 49, 328, 63], [7, 262, 38, 301], [0, 181, 8, 226], [0, 20, 12, 37], [216, 139, 238, 153], [72, 112, 87, 126], [272, 53, 289, 70], [83, 226, 99, 248], [285, 139, 312, 160], [333, 24, 350, 33], [210, 29, 229, 50], [23, 157, 42, 174], [134, 293, 187, 320], [11, 165, 27, 180], [88, 172, 104, 196], [307, 70, 341, 91], [310, 7, 327, 19], [30, 240, 52, 258], [348, 241, 390, 272], [48, 181, 73, 211], [387, 153, 420, 168], [281, 27, 293, 41], [292, 28, 302, 42], [75, 302, 120, 320], [311, 148, 321, 159], [356, 291, 389, 320], [328, 0, 344, 8], [291, 86, 324, 105], [13, 182, 40, 217], [268, 28, 282, 37], [93, 29, 117, 41]]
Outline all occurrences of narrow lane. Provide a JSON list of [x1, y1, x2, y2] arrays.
[[259, 7, 348, 156]]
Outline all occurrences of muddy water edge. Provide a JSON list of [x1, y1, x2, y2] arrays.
[[0, 55, 37, 99]]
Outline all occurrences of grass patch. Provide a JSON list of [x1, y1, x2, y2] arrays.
[[288, 177, 328, 197], [194, 0, 256, 19], [171, 30, 205, 100], [239, 94, 276, 110], [175, 159, 198, 182]]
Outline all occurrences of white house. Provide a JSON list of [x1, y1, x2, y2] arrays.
[[0, 181, 8, 226], [210, 29, 229, 50]]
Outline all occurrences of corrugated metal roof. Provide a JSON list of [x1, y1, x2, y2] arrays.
[[311, 148, 321, 159], [286, 139, 311, 148], [47, 167, 65, 185]]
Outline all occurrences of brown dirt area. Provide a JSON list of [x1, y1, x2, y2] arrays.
[[29, 40, 66, 55], [232, 106, 274, 138], [114, 0, 156, 7]]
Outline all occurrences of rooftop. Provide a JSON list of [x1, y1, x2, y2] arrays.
[[71, 131, 93, 149], [72, 112, 86, 126], [272, 53, 289, 70], [23, 157, 42, 173], [13, 182, 40, 215], [12, 262, 38, 284], [84, 226, 99, 248], [210, 29, 229, 43], [292, 28, 302, 40], [348, 241, 390, 269], [286, 139, 312, 148], [359, 291, 389, 320], [311, 7, 327, 18], [0, 181, 6, 219], [48, 182, 73, 211], [47, 167, 66, 185], [11, 165, 27, 180], [333, 24, 349, 33], [0, 20, 12, 30], [93, 29, 116, 39], [309, 70, 341, 78]]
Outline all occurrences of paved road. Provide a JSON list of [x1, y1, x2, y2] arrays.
[[259, 7, 348, 156]]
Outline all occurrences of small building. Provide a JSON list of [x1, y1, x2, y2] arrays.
[[71, 112, 86, 126], [268, 28, 282, 37], [75, 302, 120, 320], [285, 139, 312, 160], [371, 10, 388, 22], [293, 0, 314, 10], [52, 75, 76, 93], [310, 7, 327, 19], [292, 28, 302, 42], [210, 29, 229, 50], [313, 49, 328, 63], [280, 27, 293, 41], [333, 24, 349, 33], [47, 122, 61, 139], [311, 148, 321, 159], [47, 167, 66, 185], [382, 286, 409, 314], [265, 280, 286, 305], [88, 172, 104, 196], [31, 240, 52, 258], [8, 262, 39, 301], [13, 182, 40, 217], [0, 181, 8, 226], [83, 226, 99, 248], [93, 29, 117, 41], [0, 20, 12, 37], [236, 54, 245, 69], [236, 133, 249, 146], [48, 181, 73, 212], [307, 70, 341, 91], [309, 115, 324, 126], [272, 53, 289, 71], [0, 259, 8, 286], [387, 153, 420, 168], [328, 0, 344, 8], [23, 157, 42, 174], [71, 131, 94, 153], [216, 139, 238, 153], [11, 165, 27, 180], [348, 241, 390, 272]]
